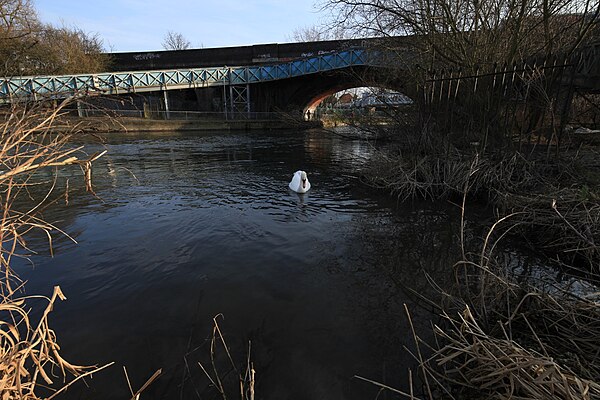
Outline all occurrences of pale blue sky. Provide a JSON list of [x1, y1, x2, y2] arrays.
[[35, 0, 325, 52]]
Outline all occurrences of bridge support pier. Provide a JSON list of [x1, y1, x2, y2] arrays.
[[77, 100, 85, 117], [163, 89, 170, 119], [227, 84, 251, 117]]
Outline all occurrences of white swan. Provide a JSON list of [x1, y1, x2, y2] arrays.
[[289, 170, 311, 193]]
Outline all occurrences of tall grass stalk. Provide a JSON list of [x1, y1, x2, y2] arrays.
[[359, 194, 600, 399], [196, 315, 256, 400], [0, 99, 108, 398]]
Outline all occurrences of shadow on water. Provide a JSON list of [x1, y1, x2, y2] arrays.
[[14, 129, 465, 399]]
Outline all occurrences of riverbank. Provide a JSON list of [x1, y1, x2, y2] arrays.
[[363, 142, 600, 268], [358, 131, 600, 398], [52, 115, 323, 133]]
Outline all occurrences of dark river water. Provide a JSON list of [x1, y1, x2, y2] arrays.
[[14, 129, 465, 400]]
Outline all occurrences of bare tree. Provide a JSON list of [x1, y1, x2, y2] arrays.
[[287, 24, 352, 42], [0, 1, 110, 75], [0, 0, 40, 74], [321, 0, 600, 68], [0, 0, 37, 38], [24, 24, 109, 74], [162, 30, 191, 50]]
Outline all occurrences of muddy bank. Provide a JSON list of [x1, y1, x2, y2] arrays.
[[50, 116, 323, 133]]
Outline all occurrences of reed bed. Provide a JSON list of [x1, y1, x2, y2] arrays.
[[363, 145, 600, 273], [421, 304, 600, 399], [406, 251, 600, 399], [357, 134, 600, 398], [358, 212, 600, 399], [0, 99, 108, 398]]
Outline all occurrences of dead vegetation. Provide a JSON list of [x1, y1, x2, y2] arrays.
[[354, 111, 600, 398], [416, 218, 600, 399], [0, 99, 109, 398], [362, 139, 600, 271], [197, 315, 255, 400], [358, 203, 600, 399], [180, 315, 256, 400]]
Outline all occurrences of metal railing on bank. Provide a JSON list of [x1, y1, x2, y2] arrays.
[[74, 108, 303, 121]]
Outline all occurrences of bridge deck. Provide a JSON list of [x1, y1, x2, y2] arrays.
[[0, 49, 370, 104]]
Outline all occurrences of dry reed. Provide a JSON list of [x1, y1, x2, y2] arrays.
[[359, 197, 600, 399], [405, 252, 600, 399], [196, 315, 256, 400], [354, 124, 600, 397], [363, 144, 600, 273], [0, 99, 110, 398]]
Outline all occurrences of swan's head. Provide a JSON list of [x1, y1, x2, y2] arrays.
[[300, 171, 308, 189], [289, 170, 310, 193]]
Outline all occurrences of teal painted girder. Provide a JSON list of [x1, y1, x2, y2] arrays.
[[0, 49, 370, 103]]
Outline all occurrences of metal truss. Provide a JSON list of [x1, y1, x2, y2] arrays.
[[227, 85, 250, 115], [0, 49, 370, 103]]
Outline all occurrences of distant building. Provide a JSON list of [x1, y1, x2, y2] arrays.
[[337, 93, 355, 107]]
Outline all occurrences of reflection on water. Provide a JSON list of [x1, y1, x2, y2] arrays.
[[15, 129, 463, 400]]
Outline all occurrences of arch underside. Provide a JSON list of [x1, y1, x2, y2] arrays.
[[94, 65, 416, 115], [250, 65, 415, 114]]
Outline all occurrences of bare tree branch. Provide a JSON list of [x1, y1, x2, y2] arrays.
[[162, 30, 191, 50]]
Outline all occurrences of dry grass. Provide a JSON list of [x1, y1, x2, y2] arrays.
[[0, 286, 115, 399], [194, 315, 255, 400], [363, 145, 600, 272], [422, 305, 600, 399], [0, 99, 110, 398], [357, 130, 600, 398], [404, 249, 600, 399], [359, 199, 600, 399]]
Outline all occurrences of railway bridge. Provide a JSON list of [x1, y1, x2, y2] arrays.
[[0, 37, 417, 117], [1, 36, 599, 118]]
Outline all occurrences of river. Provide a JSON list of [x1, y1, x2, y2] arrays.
[[14, 129, 464, 400]]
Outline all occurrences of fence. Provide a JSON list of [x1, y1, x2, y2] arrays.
[[420, 55, 579, 151]]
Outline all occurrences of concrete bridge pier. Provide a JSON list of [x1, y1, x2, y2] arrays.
[[162, 89, 170, 119]]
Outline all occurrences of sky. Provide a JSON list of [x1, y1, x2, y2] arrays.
[[34, 0, 327, 52]]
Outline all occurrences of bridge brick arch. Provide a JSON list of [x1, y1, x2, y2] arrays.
[[248, 65, 416, 113]]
